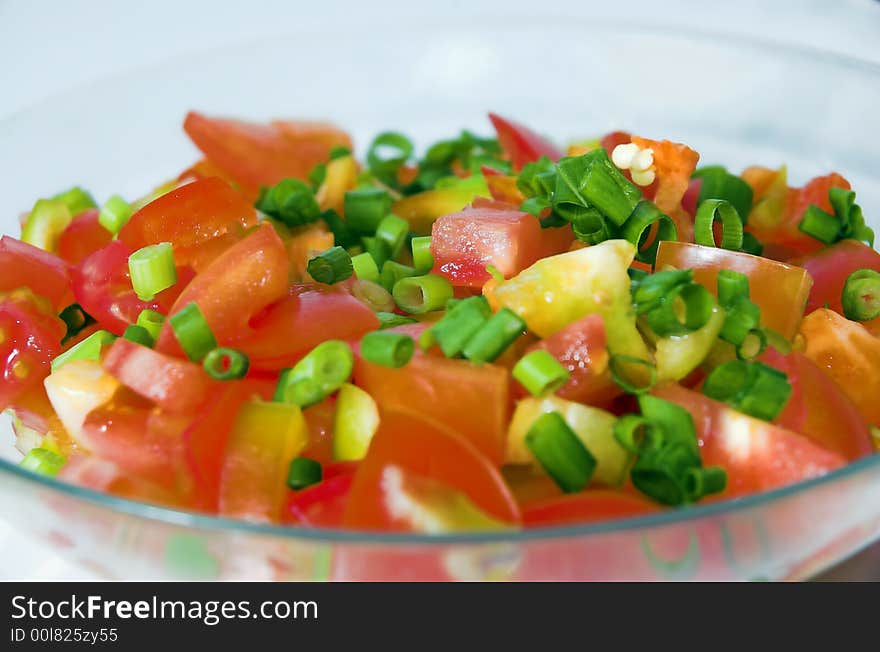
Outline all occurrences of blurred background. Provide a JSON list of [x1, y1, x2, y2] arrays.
[[0, 0, 878, 580]]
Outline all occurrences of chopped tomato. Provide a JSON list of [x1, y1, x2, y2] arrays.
[[156, 223, 289, 355], [791, 239, 880, 317], [488, 113, 563, 171], [343, 412, 520, 530], [57, 209, 112, 265], [300, 397, 337, 464], [522, 490, 658, 528], [0, 236, 70, 309], [516, 313, 620, 406], [286, 223, 335, 282], [654, 241, 813, 340], [799, 308, 880, 426], [653, 383, 846, 497], [353, 351, 510, 465], [233, 285, 379, 370], [0, 291, 66, 411], [681, 178, 702, 216], [284, 462, 357, 527], [73, 240, 193, 335], [58, 456, 185, 508], [600, 131, 632, 155], [760, 347, 872, 461], [118, 177, 256, 268], [183, 111, 351, 198], [430, 204, 571, 287]]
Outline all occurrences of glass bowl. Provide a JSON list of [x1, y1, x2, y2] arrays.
[[1, 20, 879, 581]]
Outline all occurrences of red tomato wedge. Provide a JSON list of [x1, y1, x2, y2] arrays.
[[791, 239, 880, 317], [156, 222, 289, 355], [284, 462, 358, 527], [0, 292, 66, 411], [72, 240, 193, 335], [488, 113, 563, 171], [234, 285, 379, 370], [654, 241, 813, 340], [343, 412, 520, 530], [760, 347, 872, 461], [183, 111, 352, 197], [522, 490, 659, 528], [653, 383, 846, 498], [353, 351, 510, 465], [431, 204, 572, 287], [799, 308, 880, 426], [57, 209, 113, 266], [102, 338, 213, 413], [516, 313, 619, 406], [0, 236, 70, 309], [118, 177, 256, 266]]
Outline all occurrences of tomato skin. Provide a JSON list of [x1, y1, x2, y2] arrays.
[[72, 240, 193, 335], [353, 351, 510, 465], [791, 239, 880, 316], [516, 313, 619, 406], [300, 397, 337, 464], [654, 241, 813, 340], [57, 209, 113, 266], [183, 112, 352, 198], [759, 347, 872, 460], [58, 456, 186, 508], [343, 412, 520, 530], [233, 285, 379, 370], [102, 338, 212, 413], [681, 178, 702, 217], [799, 308, 880, 426], [118, 177, 256, 267], [653, 383, 846, 498], [156, 223, 289, 356], [522, 490, 658, 528], [0, 236, 71, 309], [488, 113, 563, 170], [0, 293, 66, 411], [283, 462, 357, 527]]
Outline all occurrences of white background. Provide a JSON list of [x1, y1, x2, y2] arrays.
[[0, 0, 878, 579]]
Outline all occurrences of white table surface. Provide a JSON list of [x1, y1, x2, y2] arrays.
[[1, 0, 879, 580]]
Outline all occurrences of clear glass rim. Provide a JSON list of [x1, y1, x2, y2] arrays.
[[1, 19, 879, 546]]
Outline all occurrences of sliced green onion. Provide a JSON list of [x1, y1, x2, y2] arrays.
[[321, 208, 358, 249], [307, 246, 353, 285], [512, 350, 569, 397], [376, 311, 418, 329], [392, 274, 453, 314], [829, 187, 855, 230], [798, 205, 840, 244], [136, 309, 165, 341], [122, 324, 154, 347], [632, 269, 693, 315], [52, 186, 97, 216], [380, 261, 416, 292], [367, 131, 413, 186], [645, 282, 714, 336], [613, 415, 664, 455], [351, 279, 395, 312], [637, 395, 701, 462], [287, 457, 323, 490], [428, 295, 490, 357], [694, 199, 744, 250], [308, 162, 327, 190], [609, 355, 657, 395], [98, 194, 133, 234], [619, 200, 677, 264], [375, 213, 409, 259], [51, 330, 116, 371], [344, 188, 393, 234], [19, 447, 66, 477], [842, 269, 880, 322], [411, 236, 434, 274], [255, 178, 320, 227], [736, 328, 767, 361], [203, 347, 250, 380], [351, 252, 380, 282], [462, 308, 526, 364], [629, 443, 695, 506], [559, 149, 642, 226], [740, 232, 764, 256], [361, 236, 391, 269], [418, 327, 436, 351], [58, 303, 95, 345], [525, 411, 597, 493], [128, 242, 177, 301], [274, 340, 353, 408], [169, 303, 217, 362], [360, 331, 415, 368], [684, 466, 727, 501], [716, 270, 750, 306], [570, 207, 614, 245], [719, 295, 761, 347], [22, 198, 71, 251], [692, 165, 753, 223], [703, 360, 791, 421]]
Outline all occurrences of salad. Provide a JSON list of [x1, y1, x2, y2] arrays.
[[2, 111, 878, 534]]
